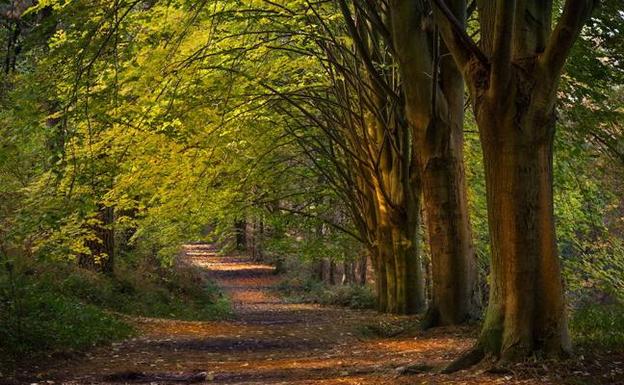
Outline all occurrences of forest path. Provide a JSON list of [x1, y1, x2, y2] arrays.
[[30, 245, 571, 384]]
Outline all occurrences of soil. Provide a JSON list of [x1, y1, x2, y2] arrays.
[[6, 245, 624, 385]]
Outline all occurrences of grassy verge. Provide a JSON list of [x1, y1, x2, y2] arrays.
[[0, 257, 230, 368]]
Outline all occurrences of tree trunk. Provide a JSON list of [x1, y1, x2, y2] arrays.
[[475, 110, 569, 360], [374, 249, 388, 312], [375, 205, 424, 314], [329, 259, 337, 285], [99, 206, 115, 275], [343, 261, 356, 285], [80, 205, 115, 275], [247, 219, 264, 261], [420, 117, 476, 326], [390, 0, 476, 326], [394, 210, 425, 315], [235, 219, 247, 251], [358, 253, 367, 285], [316, 259, 324, 282]]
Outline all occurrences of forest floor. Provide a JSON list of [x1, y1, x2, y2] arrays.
[[8, 245, 624, 385]]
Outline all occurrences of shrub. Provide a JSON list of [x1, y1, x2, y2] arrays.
[[0, 264, 133, 365]]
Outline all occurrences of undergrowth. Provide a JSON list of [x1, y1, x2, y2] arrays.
[[275, 277, 376, 310], [0, 256, 229, 368], [570, 302, 624, 349]]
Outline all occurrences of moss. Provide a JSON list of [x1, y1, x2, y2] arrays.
[[478, 306, 504, 355]]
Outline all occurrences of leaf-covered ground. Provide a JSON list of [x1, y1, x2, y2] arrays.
[[7, 245, 624, 385]]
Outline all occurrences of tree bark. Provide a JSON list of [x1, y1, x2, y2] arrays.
[[375, 204, 424, 314], [472, 79, 570, 359], [329, 259, 337, 285], [390, 0, 476, 326], [374, 248, 389, 312], [420, 117, 476, 326]]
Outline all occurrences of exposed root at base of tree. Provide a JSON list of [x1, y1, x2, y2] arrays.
[[440, 347, 485, 373], [418, 308, 438, 331], [395, 363, 435, 375]]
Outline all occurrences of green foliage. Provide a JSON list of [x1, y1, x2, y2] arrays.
[[565, 237, 624, 303], [0, 262, 133, 365], [0, 256, 230, 365], [50, 261, 231, 320]]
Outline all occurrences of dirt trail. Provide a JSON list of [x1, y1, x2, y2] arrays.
[[17, 245, 622, 384]]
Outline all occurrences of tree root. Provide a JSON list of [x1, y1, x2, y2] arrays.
[[419, 308, 439, 331], [104, 370, 208, 383], [395, 363, 435, 375], [440, 347, 485, 374]]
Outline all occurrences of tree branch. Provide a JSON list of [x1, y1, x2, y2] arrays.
[[540, 0, 598, 77], [489, 0, 515, 95], [430, 0, 488, 70]]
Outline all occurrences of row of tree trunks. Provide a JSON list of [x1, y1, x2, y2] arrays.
[[269, 0, 477, 320], [316, 256, 367, 286]]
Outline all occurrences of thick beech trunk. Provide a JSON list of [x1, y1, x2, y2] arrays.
[[430, 0, 595, 366], [421, 136, 476, 326], [474, 105, 569, 360], [390, 0, 476, 326]]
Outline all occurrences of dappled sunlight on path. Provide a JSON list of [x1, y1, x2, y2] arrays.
[[16, 245, 594, 385]]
